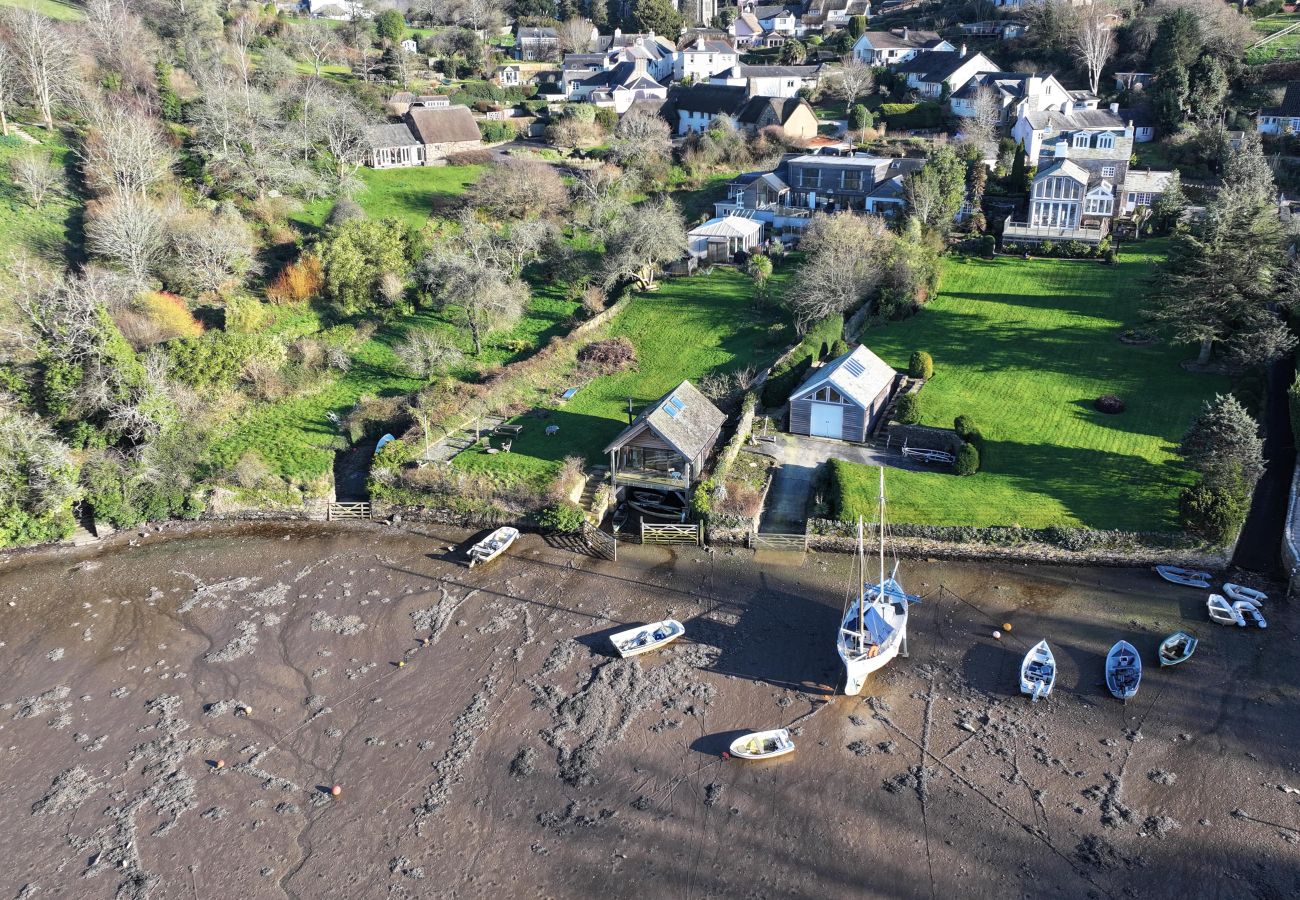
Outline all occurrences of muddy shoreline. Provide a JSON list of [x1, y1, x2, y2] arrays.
[[1, 522, 1298, 899]]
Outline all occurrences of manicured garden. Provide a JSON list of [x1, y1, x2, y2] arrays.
[[291, 164, 484, 232], [834, 243, 1228, 532], [454, 268, 793, 491]]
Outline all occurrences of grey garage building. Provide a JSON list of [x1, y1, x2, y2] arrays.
[[788, 345, 898, 442]]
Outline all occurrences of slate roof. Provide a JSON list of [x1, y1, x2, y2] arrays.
[[672, 83, 749, 116], [858, 29, 943, 50], [603, 380, 726, 461], [581, 61, 664, 91], [951, 71, 1029, 100], [791, 345, 896, 410], [1034, 158, 1090, 183], [1122, 169, 1174, 194], [369, 123, 421, 148], [405, 106, 481, 144], [893, 50, 993, 83], [1021, 107, 1126, 131], [736, 64, 823, 78], [518, 27, 557, 40]]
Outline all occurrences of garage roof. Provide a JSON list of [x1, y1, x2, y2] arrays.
[[791, 344, 895, 410], [688, 216, 763, 239]]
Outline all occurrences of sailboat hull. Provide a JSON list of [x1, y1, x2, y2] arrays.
[[839, 637, 902, 696]]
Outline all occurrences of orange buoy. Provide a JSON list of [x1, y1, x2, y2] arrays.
[[397, 660, 406, 668], [330, 785, 342, 797], [1002, 622, 1013, 632], [215, 759, 225, 769]]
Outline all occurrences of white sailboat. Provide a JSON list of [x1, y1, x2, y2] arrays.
[[836, 467, 919, 697]]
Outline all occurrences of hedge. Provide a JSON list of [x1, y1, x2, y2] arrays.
[[879, 101, 944, 129], [761, 314, 844, 407]]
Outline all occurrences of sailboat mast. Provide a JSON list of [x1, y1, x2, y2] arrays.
[[857, 517, 865, 636], [878, 467, 886, 594]]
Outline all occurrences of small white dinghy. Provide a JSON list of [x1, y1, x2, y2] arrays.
[[728, 728, 795, 761], [1233, 599, 1267, 629], [1105, 640, 1142, 701], [467, 527, 519, 568], [1224, 583, 1267, 606], [1019, 640, 1056, 701], [1155, 565, 1212, 588], [1158, 632, 1198, 667], [1207, 594, 1246, 627], [609, 619, 684, 658]]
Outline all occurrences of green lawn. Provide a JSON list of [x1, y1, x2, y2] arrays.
[[0, 130, 81, 270], [454, 268, 793, 491], [0, 0, 84, 19], [1247, 13, 1300, 63], [291, 164, 484, 233], [837, 244, 1227, 532]]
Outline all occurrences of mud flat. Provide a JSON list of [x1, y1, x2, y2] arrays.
[[1, 521, 1299, 899]]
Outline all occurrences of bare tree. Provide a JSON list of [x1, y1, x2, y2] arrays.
[[466, 160, 570, 220], [0, 41, 15, 136], [78, 102, 176, 197], [294, 21, 341, 78], [787, 212, 892, 333], [1073, 4, 1116, 97], [4, 7, 74, 130], [602, 198, 687, 290], [317, 93, 375, 187], [228, 15, 259, 103], [610, 108, 672, 182], [420, 249, 528, 354], [836, 57, 875, 108], [10, 147, 61, 209], [396, 329, 465, 377], [573, 164, 634, 234], [163, 202, 257, 295], [86, 193, 166, 283], [961, 85, 1002, 155], [558, 17, 595, 52]]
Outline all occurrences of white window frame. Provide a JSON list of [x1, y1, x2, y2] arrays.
[[1101, 166, 1116, 178], [1097, 133, 1115, 150], [1072, 133, 1089, 148]]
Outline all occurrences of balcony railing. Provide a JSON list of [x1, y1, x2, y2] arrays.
[[1002, 221, 1108, 244], [715, 200, 813, 218], [613, 468, 690, 490]]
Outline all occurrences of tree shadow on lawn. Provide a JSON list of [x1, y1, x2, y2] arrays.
[[973, 437, 1189, 531], [876, 300, 1166, 385]]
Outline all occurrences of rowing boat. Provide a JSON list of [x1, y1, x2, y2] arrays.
[[1158, 632, 1197, 666], [609, 619, 685, 658], [728, 729, 795, 761]]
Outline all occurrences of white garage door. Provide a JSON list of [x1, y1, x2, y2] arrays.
[[809, 402, 844, 439]]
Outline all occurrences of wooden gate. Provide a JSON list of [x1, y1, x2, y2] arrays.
[[640, 521, 703, 546], [748, 530, 808, 552], [328, 502, 372, 521], [583, 522, 617, 561]]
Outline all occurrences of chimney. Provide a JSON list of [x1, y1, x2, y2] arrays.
[[614, 27, 622, 39], [959, 43, 967, 57], [633, 56, 648, 77], [902, 27, 909, 41], [1109, 102, 1119, 115]]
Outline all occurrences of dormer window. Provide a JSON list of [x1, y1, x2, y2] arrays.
[[1096, 133, 1115, 150], [1072, 133, 1089, 148]]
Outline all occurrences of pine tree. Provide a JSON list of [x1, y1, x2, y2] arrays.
[[1009, 140, 1027, 193]]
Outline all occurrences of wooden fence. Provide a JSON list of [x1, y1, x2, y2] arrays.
[[748, 530, 808, 552], [641, 521, 703, 546], [583, 522, 617, 561], [328, 502, 372, 521]]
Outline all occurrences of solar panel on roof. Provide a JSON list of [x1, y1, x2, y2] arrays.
[[844, 359, 865, 378]]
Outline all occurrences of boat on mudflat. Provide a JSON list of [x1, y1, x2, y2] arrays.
[[467, 527, 519, 568], [728, 729, 795, 761], [1105, 640, 1142, 701], [1019, 640, 1056, 701], [1155, 565, 1211, 588], [1158, 632, 1198, 667], [608, 620, 685, 658]]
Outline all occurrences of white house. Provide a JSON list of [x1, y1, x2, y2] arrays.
[[573, 59, 668, 115], [893, 48, 998, 100], [687, 216, 764, 261], [400, 38, 418, 54], [852, 29, 954, 67], [675, 35, 740, 82], [1258, 81, 1300, 135], [1011, 104, 1133, 165], [708, 63, 823, 99], [495, 65, 521, 88], [595, 31, 678, 83], [950, 72, 1073, 123]]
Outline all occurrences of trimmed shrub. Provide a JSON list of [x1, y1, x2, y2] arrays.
[[829, 338, 850, 358], [1178, 480, 1248, 545], [761, 354, 812, 408], [953, 415, 977, 441], [954, 441, 980, 476], [538, 501, 586, 533], [1094, 395, 1125, 414], [478, 120, 514, 142], [909, 350, 934, 380], [895, 392, 920, 424]]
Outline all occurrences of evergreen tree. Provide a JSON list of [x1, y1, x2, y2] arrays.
[[1152, 63, 1189, 133], [1009, 140, 1028, 192], [1152, 9, 1201, 74], [1188, 56, 1228, 124], [632, 0, 682, 34], [1180, 394, 1264, 490]]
